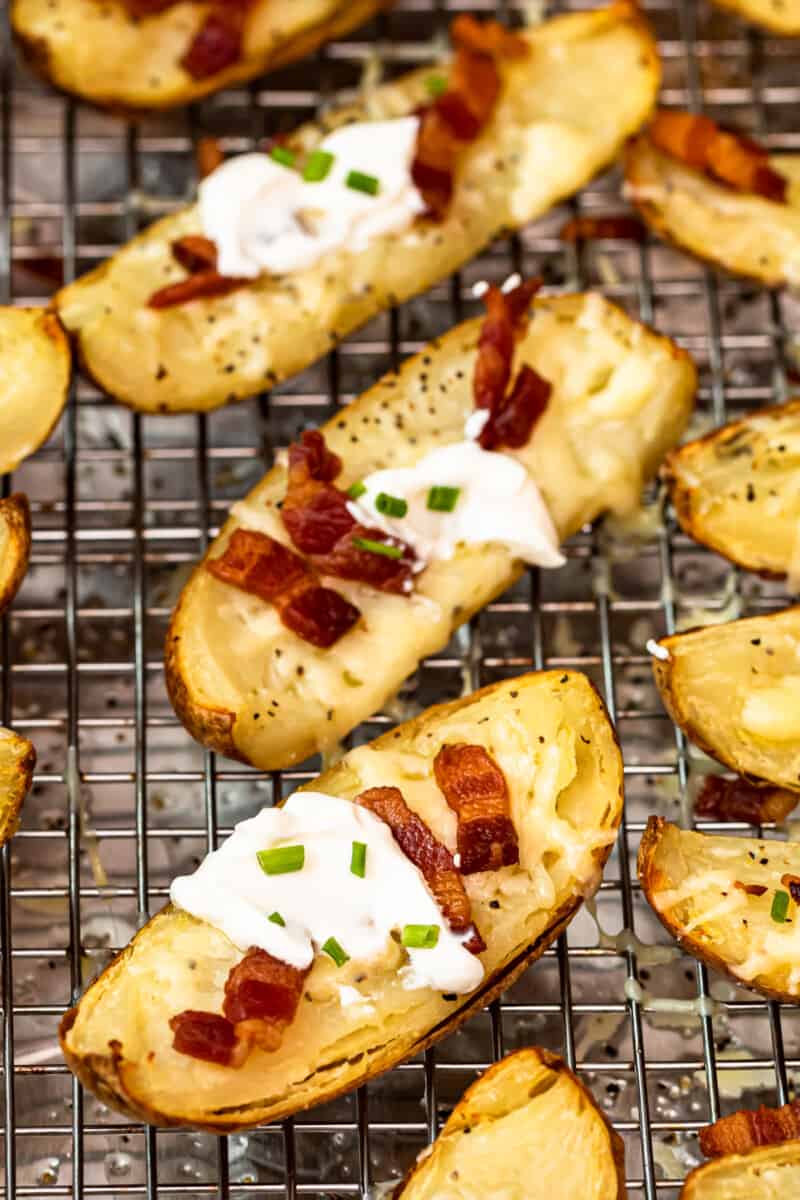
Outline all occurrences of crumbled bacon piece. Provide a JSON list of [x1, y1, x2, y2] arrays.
[[171, 235, 219, 274], [196, 137, 224, 180], [650, 110, 787, 203], [695, 775, 798, 825], [450, 13, 529, 60], [781, 874, 800, 904], [148, 269, 247, 309], [181, 8, 246, 80], [733, 880, 768, 897], [207, 528, 360, 649], [281, 431, 355, 556], [313, 525, 417, 595], [224, 948, 309, 1053], [479, 363, 551, 452], [169, 1010, 242, 1067], [123, 0, 177, 17], [699, 1099, 800, 1158], [433, 743, 519, 875], [356, 786, 486, 954], [559, 215, 646, 243]]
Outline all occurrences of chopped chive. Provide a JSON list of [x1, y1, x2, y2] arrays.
[[348, 480, 366, 500], [427, 485, 461, 513], [303, 148, 334, 182], [771, 889, 790, 923], [401, 924, 440, 949], [322, 936, 349, 967], [256, 844, 305, 875], [352, 536, 403, 560], [350, 840, 367, 878], [346, 169, 380, 197], [375, 492, 408, 519], [270, 145, 296, 168], [425, 73, 448, 97], [268, 910, 286, 927]]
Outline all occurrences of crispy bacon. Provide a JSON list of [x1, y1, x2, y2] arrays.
[[223, 948, 309, 1053], [207, 528, 360, 649], [781, 873, 800, 904], [479, 363, 550, 452], [560, 215, 646, 243], [181, 7, 247, 80], [171, 235, 219, 274], [356, 786, 486, 954], [434, 744, 519, 875], [169, 1010, 242, 1067], [450, 13, 529, 60], [699, 1099, 800, 1159], [148, 269, 247, 309], [695, 775, 798, 825], [196, 136, 224, 180], [123, 0, 177, 17], [733, 880, 768, 897], [650, 110, 787, 203], [313, 525, 416, 595]]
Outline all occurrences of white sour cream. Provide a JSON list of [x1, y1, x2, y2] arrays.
[[347, 440, 565, 568], [170, 792, 484, 995], [199, 117, 426, 279]]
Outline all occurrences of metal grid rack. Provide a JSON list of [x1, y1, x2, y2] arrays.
[[0, 0, 798, 1195]]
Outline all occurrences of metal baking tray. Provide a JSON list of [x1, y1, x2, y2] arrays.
[[1, 0, 798, 1195]]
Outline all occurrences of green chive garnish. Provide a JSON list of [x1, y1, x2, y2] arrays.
[[257, 845, 305, 875], [375, 492, 408, 519], [427, 485, 461, 513], [352, 536, 403, 560], [350, 840, 367, 878], [270, 145, 296, 168], [268, 911, 286, 926], [346, 170, 380, 197], [303, 148, 335, 182], [401, 924, 440, 949], [322, 936, 349, 967], [771, 889, 790, 923], [425, 74, 447, 98], [348, 481, 366, 500]]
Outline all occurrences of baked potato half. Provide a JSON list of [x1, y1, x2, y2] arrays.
[[651, 609, 800, 793], [0, 727, 35, 848], [60, 671, 624, 1132], [0, 495, 31, 618], [662, 399, 800, 579], [625, 134, 800, 285], [681, 1142, 800, 1199], [11, 0, 393, 114], [0, 308, 71, 475], [709, 0, 800, 35], [55, 2, 661, 415], [396, 1047, 625, 1200], [166, 291, 696, 770]]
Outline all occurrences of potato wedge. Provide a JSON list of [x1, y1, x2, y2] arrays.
[[640, 817, 800, 1003], [166, 291, 695, 770], [396, 1047, 625, 1200], [0, 727, 35, 848], [60, 671, 623, 1131], [681, 1142, 800, 1199], [0, 308, 71, 475], [663, 400, 800, 579], [709, 0, 800, 35], [625, 133, 800, 285], [55, 2, 660, 415], [11, 0, 393, 114], [0, 495, 31, 617], [652, 609, 800, 793]]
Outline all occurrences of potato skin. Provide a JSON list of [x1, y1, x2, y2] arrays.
[[0, 495, 31, 618], [0, 727, 36, 848], [680, 1141, 800, 1199], [60, 671, 624, 1132], [0, 308, 71, 475], [709, 0, 800, 34], [11, 0, 395, 114]]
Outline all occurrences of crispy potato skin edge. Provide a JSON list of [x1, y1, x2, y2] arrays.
[[0, 494, 32, 618], [11, 0, 396, 116], [394, 1047, 626, 1200], [638, 816, 800, 1004], [60, 672, 623, 1132], [679, 1140, 800, 1198], [0, 734, 36, 849], [709, 0, 800, 34]]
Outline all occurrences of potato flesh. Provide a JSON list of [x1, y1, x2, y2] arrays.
[[55, 4, 659, 413], [63, 673, 623, 1128], [682, 1143, 800, 1199], [170, 293, 695, 769], [655, 609, 800, 791], [0, 308, 70, 474], [665, 401, 800, 579], [626, 137, 800, 285], [400, 1050, 621, 1200], [0, 726, 35, 848]]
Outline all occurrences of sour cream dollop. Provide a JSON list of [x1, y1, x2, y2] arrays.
[[199, 117, 426, 279], [348, 440, 565, 569], [170, 792, 484, 995]]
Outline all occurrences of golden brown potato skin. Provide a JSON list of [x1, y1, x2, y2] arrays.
[[680, 1141, 800, 1198], [663, 399, 800, 579], [0, 308, 71, 475], [60, 672, 624, 1132], [0, 495, 31, 618], [11, 0, 394, 114], [395, 1048, 625, 1200], [0, 728, 36, 848], [709, 0, 800, 34]]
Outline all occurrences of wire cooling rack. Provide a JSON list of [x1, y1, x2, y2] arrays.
[[1, 0, 799, 1196]]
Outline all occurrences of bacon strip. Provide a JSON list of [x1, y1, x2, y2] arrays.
[[650, 110, 787, 203], [356, 786, 485, 954], [181, 5, 248, 80], [433, 744, 519, 875], [148, 234, 245, 308], [206, 528, 360, 649], [695, 775, 798, 825], [699, 1100, 800, 1158], [450, 14, 529, 60], [171, 235, 219, 274], [781, 873, 800, 904]]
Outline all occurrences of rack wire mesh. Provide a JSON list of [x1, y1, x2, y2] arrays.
[[0, 0, 798, 1195]]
